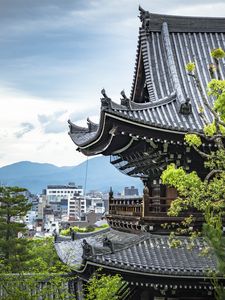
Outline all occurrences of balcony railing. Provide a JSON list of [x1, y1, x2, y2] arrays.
[[108, 196, 202, 219]]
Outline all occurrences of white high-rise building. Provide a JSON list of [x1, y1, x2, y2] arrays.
[[46, 182, 83, 203], [68, 196, 86, 220]]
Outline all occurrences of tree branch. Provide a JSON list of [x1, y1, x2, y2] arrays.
[[192, 145, 210, 159], [213, 58, 222, 81], [198, 111, 210, 126], [205, 169, 224, 182]]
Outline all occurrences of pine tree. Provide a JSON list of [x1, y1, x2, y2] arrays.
[[0, 186, 32, 272]]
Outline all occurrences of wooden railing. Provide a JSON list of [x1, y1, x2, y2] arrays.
[[109, 196, 202, 219], [109, 197, 142, 217]]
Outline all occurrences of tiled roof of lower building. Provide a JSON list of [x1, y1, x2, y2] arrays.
[[55, 228, 216, 278]]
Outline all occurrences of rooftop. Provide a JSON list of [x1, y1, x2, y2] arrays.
[[55, 228, 216, 278], [69, 9, 225, 150]]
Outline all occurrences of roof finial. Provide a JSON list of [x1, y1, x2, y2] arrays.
[[87, 117, 98, 132], [101, 88, 111, 109], [81, 239, 94, 260], [109, 186, 113, 198], [101, 88, 108, 99], [120, 90, 131, 108], [139, 5, 148, 22]]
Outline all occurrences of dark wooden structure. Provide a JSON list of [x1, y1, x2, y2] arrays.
[[58, 7, 225, 299]]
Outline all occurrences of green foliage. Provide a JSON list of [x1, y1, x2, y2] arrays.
[[0, 273, 73, 300], [204, 123, 216, 136], [60, 224, 109, 236], [205, 149, 225, 170], [203, 123, 225, 137], [0, 186, 32, 272], [185, 61, 196, 73], [60, 226, 93, 236], [161, 163, 225, 299], [24, 237, 71, 273], [161, 129, 225, 299], [161, 164, 205, 218], [207, 79, 225, 97], [161, 162, 225, 219], [207, 79, 225, 120], [211, 48, 225, 59], [98, 223, 109, 228], [184, 133, 202, 147], [85, 272, 124, 300], [0, 235, 73, 299], [214, 94, 225, 121]]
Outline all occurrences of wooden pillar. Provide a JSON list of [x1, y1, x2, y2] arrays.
[[109, 186, 113, 214], [142, 184, 150, 217], [151, 180, 161, 212]]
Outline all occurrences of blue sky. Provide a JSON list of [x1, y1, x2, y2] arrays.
[[0, 0, 225, 167]]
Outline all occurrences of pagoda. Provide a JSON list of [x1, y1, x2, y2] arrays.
[[56, 7, 225, 299]]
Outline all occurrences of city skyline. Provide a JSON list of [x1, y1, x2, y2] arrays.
[[1, 0, 225, 167]]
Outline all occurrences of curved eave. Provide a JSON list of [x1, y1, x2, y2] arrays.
[[78, 260, 217, 281], [69, 111, 203, 158], [69, 112, 195, 159], [69, 91, 207, 156], [68, 119, 88, 133], [68, 110, 108, 151]]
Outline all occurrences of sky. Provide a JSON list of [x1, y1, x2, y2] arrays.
[[0, 0, 225, 168]]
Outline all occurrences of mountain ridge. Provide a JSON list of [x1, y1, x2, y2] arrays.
[[0, 156, 142, 194]]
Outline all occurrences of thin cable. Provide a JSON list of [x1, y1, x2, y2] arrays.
[[83, 157, 89, 198]]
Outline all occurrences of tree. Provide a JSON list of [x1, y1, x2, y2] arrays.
[[161, 48, 225, 299], [24, 237, 71, 273], [0, 186, 32, 272], [0, 236, 74, 300], [85, 271, 124, 300]]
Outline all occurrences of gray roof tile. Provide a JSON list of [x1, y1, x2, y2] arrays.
[[55, 229, 216, 277], [69, 11, 225, 147]]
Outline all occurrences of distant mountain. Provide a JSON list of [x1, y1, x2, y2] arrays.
[[0, 156, 142, 194]]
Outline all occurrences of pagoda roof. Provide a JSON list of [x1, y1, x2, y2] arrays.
[[55, 228, 217, 279], [137, 7, 225, 33], [69, 8, 225, 153]]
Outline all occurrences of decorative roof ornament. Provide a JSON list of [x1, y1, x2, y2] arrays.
[[101, 88, 111, 109], [87, 117, 98, 132], [68, 119, 87, 134], [81, 239, 94, 259], [103, 237, 114, 253], [179, 97, 192, 115], [109, 186, 113, 198], [139, 5, 149, 22], [139, 5, 150, 33], [120, 90, 131, 108]]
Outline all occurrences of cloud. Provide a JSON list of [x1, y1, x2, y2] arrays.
[[69, 107, 98, 123], [44, 120, 66, 134], [38, 108, 99, 134], [0, 0, 224, 169], [37, 114, 49, 124], [38, 110, 67, 134], [15, 122, 35, 138], [0, 84, 86, 167], [38, 110, 67, 124]]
